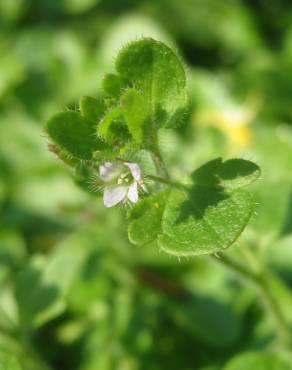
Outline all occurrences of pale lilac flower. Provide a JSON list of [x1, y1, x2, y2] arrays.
[[99, 161, 145, 208]]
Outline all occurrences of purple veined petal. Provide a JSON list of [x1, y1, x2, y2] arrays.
[[127, 181, 139, 203], [103, 186, 127, 208], [100, 162, 122, 182], [124, 162, 141, 181]]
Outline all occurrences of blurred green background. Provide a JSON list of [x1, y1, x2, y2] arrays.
[[1, 1, 292, 369]]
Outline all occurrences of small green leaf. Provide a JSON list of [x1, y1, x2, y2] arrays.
[[224, 352, 292, 370], [46, 111, 101, 159], [192, 158, 261, 189], [102, 73, 123, 98], [98, 106, 130, 144], [128, 190, 170, 245], [79, 96, 106, 122], [121, 89, 150, 144], [0, 350, 22, 370], [158, 186, 253, 256], [116, 38, 187, 129]]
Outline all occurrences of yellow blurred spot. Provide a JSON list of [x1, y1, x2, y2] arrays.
[[197, 104, 258, 152]]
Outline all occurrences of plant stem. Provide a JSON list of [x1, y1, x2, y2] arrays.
[[211, 252, 292, 348], [147, 174, 183, 188]]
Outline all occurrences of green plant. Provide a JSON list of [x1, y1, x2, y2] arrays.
[[45, 39, 292, 365]]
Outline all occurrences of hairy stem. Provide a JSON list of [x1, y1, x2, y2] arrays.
[[212, 252, 292, 348]]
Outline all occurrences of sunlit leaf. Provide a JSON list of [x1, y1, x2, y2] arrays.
[[116, 38, 187, 129], [46, 111, 102, 159], [128, 190, 170, 245], [158, 186, 253, 256]]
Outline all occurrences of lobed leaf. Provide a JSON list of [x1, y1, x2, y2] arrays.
[[158, 186, 253, 256], [192, 158, 261, 189]]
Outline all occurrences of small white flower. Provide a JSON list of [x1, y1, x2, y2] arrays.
[[99, 161, 145, 208]]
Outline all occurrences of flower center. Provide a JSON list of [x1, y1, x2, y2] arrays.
[[117, 170, 133, 185]]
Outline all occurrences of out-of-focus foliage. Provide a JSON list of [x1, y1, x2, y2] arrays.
[[1, 0, 292, 369]]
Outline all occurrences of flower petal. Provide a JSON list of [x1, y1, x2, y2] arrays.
[[127, 182, 139, 203], [99, 162, 122, 182], [103, 186, 127, 208], [124, 162, 141, 181]]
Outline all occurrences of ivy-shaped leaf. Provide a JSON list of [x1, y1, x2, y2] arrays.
[[116, 38, 187, 130], [128, 158, 259, 256]]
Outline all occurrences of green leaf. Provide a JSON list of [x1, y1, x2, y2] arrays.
[[224, 352, 292, 370], [172, 294, 241, 348], [98, 106, 130, 144], [0, 351, 22, 370], [128, 190, 170, 245], [46, 111, 101, 159], [102, 73, 123, 98], [121, 89, 150, 144], [192, 158, 261, 190], [158, 186, 253, 256], [116, 38, 187, 129], [79, 96, 106, 122], [15, 242, 84, 328]]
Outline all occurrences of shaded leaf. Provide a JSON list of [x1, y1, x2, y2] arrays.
[[192, 158, 261, 189]]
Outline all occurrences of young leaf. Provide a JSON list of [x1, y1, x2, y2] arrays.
[[46, 111, 101, 159], [121, 89, 150, 144], [79, 96, 106, 122], [98, 106, 130, 144], [102, 73, 123, 98], [116, 38, 187, 129], [224, 351, 292, 370], [192, 158, 261, 189], [128, 190, 170, 245], [158, 186, 253, 256]]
